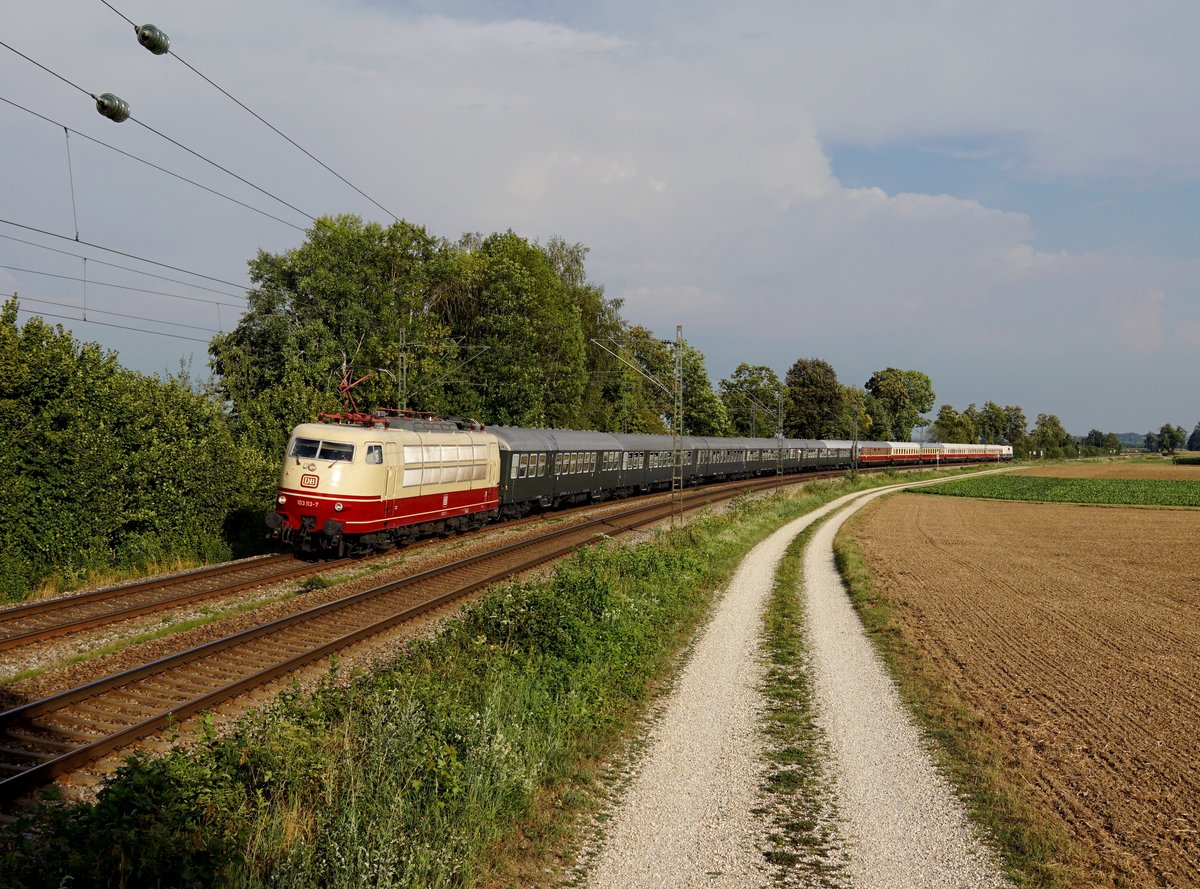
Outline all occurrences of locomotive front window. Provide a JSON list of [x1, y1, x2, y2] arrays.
[[318, 441, 355, 462], [290, 438, 320, 458]]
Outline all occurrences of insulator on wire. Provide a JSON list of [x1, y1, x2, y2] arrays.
[[95, 93, 131, 122], [136, 24, 170, 55]]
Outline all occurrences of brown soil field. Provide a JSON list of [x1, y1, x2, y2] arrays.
[[848, 494, 1200, 888], [1015, 461, 1200, 480]]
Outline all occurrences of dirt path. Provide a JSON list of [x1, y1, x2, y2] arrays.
[[584, 475, 1012, 888], [806, 491, 1011, 888]]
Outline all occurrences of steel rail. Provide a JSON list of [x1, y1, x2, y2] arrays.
[[0, 555, 351, 652]]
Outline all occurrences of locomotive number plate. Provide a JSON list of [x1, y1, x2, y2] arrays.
[[301, 474, 319, 488], [297, 499, 319, 508]]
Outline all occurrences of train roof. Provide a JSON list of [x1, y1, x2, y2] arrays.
[[486, 426, 625, 452]]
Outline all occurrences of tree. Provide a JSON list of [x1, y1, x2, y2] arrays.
[[674, 341, 730, 436], [2, 298, 240, 599], [1084, 429, 1107, 448], [542, 237, 626, 430], [1144, 430, 1160, 452], [978, 401, 1007, 444], [784, 358, 844, 438], [864, 368, 935, 441], [930, 404, 978, 444], [1002, 405, 1028, 446], [210, 214, 456, 446], [1032, 413, 1070, 456], [719, 364, 783, 436], [829, 385, 873, 440], [1189, 421, 1200, 452], [1102, 432, 1123, 454], [1157, 423, 1186, 454]]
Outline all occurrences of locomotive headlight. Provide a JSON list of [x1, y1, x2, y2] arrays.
[[334, 502, 344, 512], [277, 495, 287, 505]]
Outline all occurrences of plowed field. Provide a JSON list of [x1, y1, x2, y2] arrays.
[[849, 495, 1200, 888], [1016, 461, 1200, 480]]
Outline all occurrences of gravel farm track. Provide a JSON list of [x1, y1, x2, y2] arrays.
[[846, 464, 1200, 888]]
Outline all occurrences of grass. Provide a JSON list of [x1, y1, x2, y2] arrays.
[[918, 473, 1200, 507], [758, 518, 849, 885], [832, 510, 1106, 888]]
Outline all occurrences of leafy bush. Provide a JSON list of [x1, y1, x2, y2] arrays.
[[0, 300, 245, 600]]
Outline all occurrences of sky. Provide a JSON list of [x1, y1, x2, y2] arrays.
[[2, 1, 1198, 436]]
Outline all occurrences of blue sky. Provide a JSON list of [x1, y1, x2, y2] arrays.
[[2, 1, 1197, 435]]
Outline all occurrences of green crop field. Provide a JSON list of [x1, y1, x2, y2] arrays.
[[918, 474, 1200, 507]]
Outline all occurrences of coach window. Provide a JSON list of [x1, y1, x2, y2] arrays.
[[519, 454, 529, 478], [554, 453, 563, 475], [537, 453, 546, 476], [366, 444, 383, 465]]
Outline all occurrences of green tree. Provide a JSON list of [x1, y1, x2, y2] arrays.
[[674, 342, 730, 436], [829, 385, 873, 441], [1032, 413, 1070, 456], [452, 231, 587, 427], [1188, 422, 1200, 452], [1084, 429, 1106, 448], [719, 364, 784, 436], [1, 299, 239, 599], [542, 237, 626, 430], [606, 325, 673, 434], [784, 358, 844, 438], [1157, 423, 1186, 454], [864, 368, 935, 441], [931, 404, 978, 443], [1144, 430, 1161, 452], [1103, 432, 1123, 454], [1003, 405, 1028, 446]]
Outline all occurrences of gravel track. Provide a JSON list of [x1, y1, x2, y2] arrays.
[[585, 476, 1013, 888], [585, 488, 877, 888], [804, 488, 1011, 888]]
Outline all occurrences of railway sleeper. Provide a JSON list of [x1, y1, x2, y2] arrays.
[[3, 729, 78, 752], [0, 744, 57, 764], [27, 717, 104, 742]]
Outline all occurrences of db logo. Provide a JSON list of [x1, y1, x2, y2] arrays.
[[301, 474, 319, 488]]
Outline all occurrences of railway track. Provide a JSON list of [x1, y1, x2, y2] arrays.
[[0, 471, 810, 806], [0, 554, 351, 652]]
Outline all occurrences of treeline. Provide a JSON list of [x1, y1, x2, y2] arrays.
[[0, 301, 249, 599], [4, 212, 1187, 600], [1144, 423, 1198, 454]]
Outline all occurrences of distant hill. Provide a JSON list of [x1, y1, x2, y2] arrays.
[[1115, 432, 1149, 448]]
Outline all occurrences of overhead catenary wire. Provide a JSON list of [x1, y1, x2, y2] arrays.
[[8, 299, 213, 344], [1, 96, 307, 233], [0, 263, 246, 310], [0, 218, 253, 293], [0, 232, 247, 300], [18, 294, 220, 334], [0, 39, 317, 223], [98, 0, 402, 222]]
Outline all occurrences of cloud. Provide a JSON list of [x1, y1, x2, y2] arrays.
[[2, 0, 1197, 432]]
